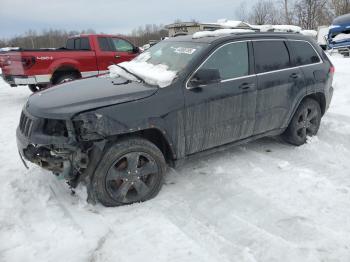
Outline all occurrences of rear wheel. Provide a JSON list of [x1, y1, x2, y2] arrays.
[[53, 72, 79, 85], [28, 84, 40, 92], [283, 98, 321, 146], [92, 138, 166, 207]]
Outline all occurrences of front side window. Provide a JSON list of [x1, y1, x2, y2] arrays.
[[111, 38, 134, 52], [98, 37, 113, 51], [253, 40, 290, 73], [200, 42, 249, 80], [289, 41, 320, 66]]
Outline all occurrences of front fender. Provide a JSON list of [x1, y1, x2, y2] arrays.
[[73, 111, 178, 157]]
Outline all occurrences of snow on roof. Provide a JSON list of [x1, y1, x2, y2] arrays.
[[250, 24, 302, 33], [192, 28, 255, 39], [300, 30, 317, 37], [108, 60, 177, 88], [333, 33, 350, 42]]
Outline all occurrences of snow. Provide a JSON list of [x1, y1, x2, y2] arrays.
[[1, 54, 350, 261], [108, 57, 177, 88], [0, 47, 19, 52], [333, 33, 350, 42], [192, 29, 255, 39], [300, 30, 317, 38], [251, 24, 302, 33]]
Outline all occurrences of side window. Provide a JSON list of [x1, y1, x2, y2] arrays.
[[98, 37, 113, 51], [66, 39, 74, 50], [111, 38, 134, 52], [288, 41, 320, 66], [253, 41, 290, 73], [74, 38, 81, 50], [80, 37, 91, 50], [200, 42, 249, 80]]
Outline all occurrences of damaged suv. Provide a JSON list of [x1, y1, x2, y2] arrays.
[[17, 31, 334, 206]]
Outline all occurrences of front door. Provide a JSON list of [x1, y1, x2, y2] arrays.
[[184, 41, 257, 155], [96, 37, 138, 72]]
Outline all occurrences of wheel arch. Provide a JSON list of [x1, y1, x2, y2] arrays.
[[285, 92, 326, 129], [106, 128, 176, 166]]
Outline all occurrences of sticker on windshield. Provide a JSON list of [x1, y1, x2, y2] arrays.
[[171, 47, 197, 55]]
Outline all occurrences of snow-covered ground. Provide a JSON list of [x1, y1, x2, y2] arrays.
[[1, 55, 350, 262]]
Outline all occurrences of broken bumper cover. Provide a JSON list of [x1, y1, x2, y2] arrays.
[[16, 127, 73, 173]]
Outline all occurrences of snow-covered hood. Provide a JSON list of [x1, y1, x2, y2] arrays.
[[26, 77, 158, 119]]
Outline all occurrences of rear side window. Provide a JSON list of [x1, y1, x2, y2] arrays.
[[66, 39, 74, 50], [98, 37, 113, 51], [74, 38, 81, 50], [200, 42, 249, 80], [66, 37, 90, 50], [80, 37, 91, 50], [288, 41, 320, 66], [253, 41, 290, 73]]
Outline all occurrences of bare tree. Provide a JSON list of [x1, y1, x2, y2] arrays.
[[235, 2, 250, 22], [294, 0, 329, 29], [330, 0, 350, 16], [250, 0, 281, 25]]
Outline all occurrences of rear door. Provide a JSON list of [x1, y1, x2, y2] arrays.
[[252, 39, 305, 134], [96, 37, 138, 72], [184, 41, 257, 154]]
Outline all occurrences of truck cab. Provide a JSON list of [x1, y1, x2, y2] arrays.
[[1, 34, 140, 92]]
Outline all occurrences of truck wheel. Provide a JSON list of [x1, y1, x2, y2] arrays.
[[283, 98, 321, 146], [53, 73, 78, 85], [28, 84, 40, 92], [92, 138, 166, 207], [28, 84, 49, 93]]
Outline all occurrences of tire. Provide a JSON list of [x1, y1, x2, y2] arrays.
[[283, 98, 322, 146], [53, 73, 78, 85], [92, 138, 166, 207], [28, 84, 49, 93], [28, 84, 40, 92]]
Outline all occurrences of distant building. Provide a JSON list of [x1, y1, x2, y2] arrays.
[[165, 20, 252, 37]]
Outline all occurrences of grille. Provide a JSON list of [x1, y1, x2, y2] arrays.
[[19, 111, 34, 137]]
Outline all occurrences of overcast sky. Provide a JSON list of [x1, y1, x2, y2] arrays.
[[0, 0, 247, 38]]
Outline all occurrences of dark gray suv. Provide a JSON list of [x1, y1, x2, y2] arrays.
[[17, 32, 334, 206]]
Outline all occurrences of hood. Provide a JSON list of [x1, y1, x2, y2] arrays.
[[26, 77, 158, 119]]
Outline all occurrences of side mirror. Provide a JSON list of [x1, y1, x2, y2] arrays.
[[189, 68, 221, 88], [133, 46, 140, 53]]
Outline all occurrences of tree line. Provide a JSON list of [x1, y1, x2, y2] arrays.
[[237, 0, 350, 29], [0, 24, 168, 49], [1, 0, 349, 49]]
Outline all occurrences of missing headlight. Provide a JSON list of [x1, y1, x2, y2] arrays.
[[43, 119, 68, 137]]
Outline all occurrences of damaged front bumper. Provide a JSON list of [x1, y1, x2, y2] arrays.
[[16, 109, 90, 186]]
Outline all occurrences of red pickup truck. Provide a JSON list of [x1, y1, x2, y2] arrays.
[[1, 34, 140, 92]]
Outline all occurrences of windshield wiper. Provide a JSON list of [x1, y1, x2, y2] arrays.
[[115, 64, 145, 83]]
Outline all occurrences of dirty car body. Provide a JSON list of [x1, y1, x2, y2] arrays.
[[17, 32, 334, 205]]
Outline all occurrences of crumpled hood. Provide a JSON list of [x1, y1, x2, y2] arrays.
[[26, 77, 158, 119]]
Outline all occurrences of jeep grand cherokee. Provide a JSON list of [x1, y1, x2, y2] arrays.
[[17, 32, 334, 206]]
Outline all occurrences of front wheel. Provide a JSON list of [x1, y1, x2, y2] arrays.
[[92, 138, 167, 207], [283, 98, 322, 146]]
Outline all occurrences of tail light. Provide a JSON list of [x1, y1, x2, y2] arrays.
[[21, 56, 36, 69], [330, 65, 335, 74]]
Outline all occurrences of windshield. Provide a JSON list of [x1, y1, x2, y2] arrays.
[[108, 41, 207, 88], [134, 41, 207, 72]]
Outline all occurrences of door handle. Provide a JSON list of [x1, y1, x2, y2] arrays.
[[239, 82, 255, 90], [290, 73, 299, 79], [115, 55, 121, 59]]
